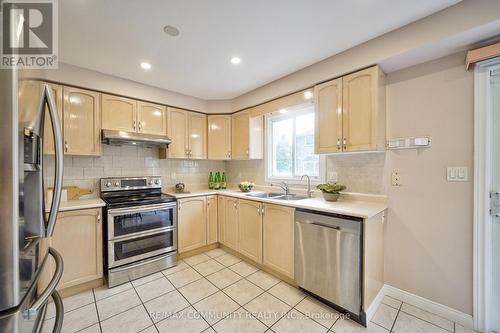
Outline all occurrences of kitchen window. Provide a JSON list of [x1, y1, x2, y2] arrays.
[[266, 102, 324, 183]]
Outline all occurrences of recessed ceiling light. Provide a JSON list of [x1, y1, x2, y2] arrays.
[[164, 25, 180, 37], [140, 62, 151, 70], [304, 90, 313, 99], [279, 109, 288, 114], [231, 57, 241, 65]]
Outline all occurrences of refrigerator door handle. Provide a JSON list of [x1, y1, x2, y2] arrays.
[[49, 290, 64, 333], [24, 247, 64, 320], [42, 84, 64, 237]]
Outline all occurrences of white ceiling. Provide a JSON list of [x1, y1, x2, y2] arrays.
[[59, 0, 461, 100]]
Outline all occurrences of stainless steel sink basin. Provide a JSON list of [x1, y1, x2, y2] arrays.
[[245, 192, 283, 198], [273, 194, 308, 201]]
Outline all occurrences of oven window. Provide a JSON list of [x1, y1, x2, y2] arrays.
[[114, 231, 174, 262], [113, 208, 174, 237]]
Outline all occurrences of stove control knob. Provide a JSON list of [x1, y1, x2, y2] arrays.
[[148, 180, 154, 185], [114, 181, 120, 187], [105, 182, 112, 187], [154, 179, 160, 185]]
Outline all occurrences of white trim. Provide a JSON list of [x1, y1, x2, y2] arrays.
[[382, 284, 474, 329], [365, 286, 385, 323], [473, 58, 500, 333]]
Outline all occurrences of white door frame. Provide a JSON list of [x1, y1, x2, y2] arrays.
[[474, 58, 500, 332]]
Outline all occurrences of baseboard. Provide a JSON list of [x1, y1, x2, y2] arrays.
[[365, 286, 385, 323], [383, 284, 474, 329]]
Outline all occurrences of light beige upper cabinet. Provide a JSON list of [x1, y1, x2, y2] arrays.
[[18, 81, 63, 155], [224, 197, 239, 251], [207, 195, 218, 245], [314, 78, 342, 153], [138, 101, 167, 135], [231, 111, 263, 160], [101, 94, 137, 132], [63, 87, 101, 156], [178, 197, 207, 253], [43, 208, 103, 290], [238, 199, 263, 263], [167, 107, 207, 159], [208, 115, 231, 160], [262, 204, 295, 279], [314, 65, 385, 154], [188, 112, 207, 159]]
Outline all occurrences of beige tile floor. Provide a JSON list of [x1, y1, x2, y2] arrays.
[[42, 248, 476, 333]]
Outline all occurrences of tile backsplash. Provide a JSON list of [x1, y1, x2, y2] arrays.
[[43, 145, 225, 198]]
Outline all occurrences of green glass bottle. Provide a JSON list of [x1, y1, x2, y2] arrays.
[[221, 172, 227, 190], [208, 172, 214, 189], [214, 172, 221, 190]]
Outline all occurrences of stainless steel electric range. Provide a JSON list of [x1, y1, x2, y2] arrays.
[[100, 176, 177, 287]]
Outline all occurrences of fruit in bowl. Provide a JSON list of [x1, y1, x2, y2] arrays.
[[238, 181, 255, 192]]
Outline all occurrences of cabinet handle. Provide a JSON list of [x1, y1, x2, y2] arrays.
[[64, 141, 68, 153], [337, 138, 341, 151], [133, 121, 136, 131], [257, 207, 261, 215], [178, 203, 181, 210], [261, 205, 265, 216], [343, 137, 347, 150], [97, 213, 101, 223], [245, 150, 249, 156], [138, 121, 142, 131], [228, 151, 231, 158]]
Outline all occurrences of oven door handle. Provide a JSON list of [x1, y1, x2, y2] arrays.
[[109, 226, 176, 242], [107, 202, 177, 215]]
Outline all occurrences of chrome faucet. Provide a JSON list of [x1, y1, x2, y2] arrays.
[[271, 182, 290, 195], [301, 174, 313, 198]]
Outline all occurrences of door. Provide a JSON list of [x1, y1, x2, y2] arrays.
[[208, 115, 232, 159], [218, 196, 226, 244], [63, 87, 101, 155], [238, 200, 262, 263], [263, 204, 294, 278], [224, 197, 239, 251], [188, 112, 207, 159], [491, 69, 500, 331], [178, 197, 207, 253], [314, 78, 342, 154], [138, 101, 167, 135], [47, 208, 103, 289], [207, 195, 218, 244], [167, 107, 188, 158], [232, 111, 249, 159], [342, 67, 377, 152], [101, 94, 137, 132]]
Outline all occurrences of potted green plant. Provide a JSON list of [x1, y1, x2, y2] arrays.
[[316, 182, 346, 202], [238, 181, 255, 192]]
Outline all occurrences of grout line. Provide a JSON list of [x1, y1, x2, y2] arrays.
[[388, 301, 402, 332], [129, 281, 160, 332], [398, 303, 454, 333], [91, 289, 104, 333]]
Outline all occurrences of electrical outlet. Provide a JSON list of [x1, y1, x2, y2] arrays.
[[328, 171, 338, 182], [391, 171, 402, 186]]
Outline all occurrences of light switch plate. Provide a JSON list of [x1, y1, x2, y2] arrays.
[[447, 167, 468, 182]]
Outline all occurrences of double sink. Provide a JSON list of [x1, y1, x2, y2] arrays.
[[245, 192, 308, 201]]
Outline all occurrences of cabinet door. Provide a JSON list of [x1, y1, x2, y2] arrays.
[[218, 196, 226, 244], [101, 94, 137, 132], [342, 66, 378, 152], [232, 111, 249, 160], [188, 112, 207, 159], [238, 199, 263, 263], [224, 197, 239, 251], [207, 195, 218, 244], [262, 204, 294, 278], [178, 197, 207, 253], [48, 208, 103, 289], [19, 81, 63, 155], [167, 107, 188, 158], [63, 87, 101, 156], [138, 101, 167, 135], [208, 115, 231, 160], [314, 78, 343, 154]]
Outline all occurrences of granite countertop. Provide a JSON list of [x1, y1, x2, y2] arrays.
[[45, 198, 106, 213], [166, 189, 387, 219]]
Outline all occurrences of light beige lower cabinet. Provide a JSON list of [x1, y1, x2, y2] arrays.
[[218, 196, 226, 244], [207, 195, 218, 244], [238, 199, 262, 263], [42, 208, 103, 290], [178, 197, 207, 253], [223, 197, 240, 251], [262, 204, 295, 278]]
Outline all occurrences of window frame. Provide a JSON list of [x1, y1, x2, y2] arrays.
[[264, 102, 326, 185]]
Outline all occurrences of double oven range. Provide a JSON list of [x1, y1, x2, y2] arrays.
[[100, 176, 177, 287]]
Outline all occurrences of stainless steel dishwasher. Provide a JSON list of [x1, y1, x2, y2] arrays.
[[295, 209, 364, 323]]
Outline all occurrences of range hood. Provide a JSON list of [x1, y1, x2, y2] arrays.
[[101, 129, 172, 148]]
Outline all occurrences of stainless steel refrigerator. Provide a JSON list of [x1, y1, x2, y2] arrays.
[[0, 63, 65, 332]]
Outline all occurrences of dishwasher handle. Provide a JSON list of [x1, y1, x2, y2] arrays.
[[296, 219, 341, 230]]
